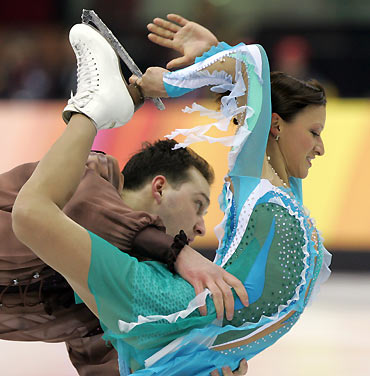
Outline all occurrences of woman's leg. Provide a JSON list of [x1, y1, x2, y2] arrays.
[[12, 24, 137, 310]]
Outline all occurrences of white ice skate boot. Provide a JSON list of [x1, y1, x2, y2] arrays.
[[63, 23, 134, 130]]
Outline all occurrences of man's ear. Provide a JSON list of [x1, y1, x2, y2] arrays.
[[270, 112, 282, 139], [151, 175, 167, 204]]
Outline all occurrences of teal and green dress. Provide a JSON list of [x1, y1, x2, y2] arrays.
[[86, 42, 331, 375]]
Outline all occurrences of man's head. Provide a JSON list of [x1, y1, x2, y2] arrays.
[[121, 140, 214, 242]]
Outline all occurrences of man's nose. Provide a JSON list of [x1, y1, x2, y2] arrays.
[[194, 217, 206, 237]]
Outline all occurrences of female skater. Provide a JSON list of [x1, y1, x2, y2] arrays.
[[13, 22, 330, 375]]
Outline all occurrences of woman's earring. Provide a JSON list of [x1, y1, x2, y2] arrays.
[[275, 135, 280, 141]]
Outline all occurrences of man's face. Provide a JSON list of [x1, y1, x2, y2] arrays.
[[156, 167, 210, 243]]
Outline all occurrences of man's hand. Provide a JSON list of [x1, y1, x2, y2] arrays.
[[174, 245, 248, 321], [147, 14, 219, 69], [86, 152, 123, 192], [210, 359, 249, 376]]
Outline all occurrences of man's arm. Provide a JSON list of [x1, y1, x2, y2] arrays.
[[147, 14, 219, 69]]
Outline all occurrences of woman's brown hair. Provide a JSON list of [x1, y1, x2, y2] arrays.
[[270, 71, 326, 122]]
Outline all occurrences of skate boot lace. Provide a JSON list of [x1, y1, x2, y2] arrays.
[[69, 41, 100, 107]]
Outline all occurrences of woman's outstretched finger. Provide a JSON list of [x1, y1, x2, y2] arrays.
[[167, 13, 189, 26], [223, 272, 249, 307], [166, 56, 190, 70], [153, 17, 181, 32], [147, 33, 173, 49], [147, 23, 174, 39]]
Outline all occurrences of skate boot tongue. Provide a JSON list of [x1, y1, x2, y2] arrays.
[[70, 41, 100, 108]]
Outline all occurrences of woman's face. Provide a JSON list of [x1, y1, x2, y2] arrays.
[[279, 105, 326, 179]]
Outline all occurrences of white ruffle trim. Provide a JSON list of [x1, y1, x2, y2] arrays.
[[118, 289, 211, 333], [214, 180, 233, 252], [164, 47, 259, 153], [307, 245, 332, 305], [165, 101, 252, 150]]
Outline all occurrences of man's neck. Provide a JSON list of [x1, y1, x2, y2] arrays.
[[120, 188, 153, 212]]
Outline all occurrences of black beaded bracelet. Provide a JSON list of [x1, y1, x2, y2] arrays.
[[167, 230, 189, 273]]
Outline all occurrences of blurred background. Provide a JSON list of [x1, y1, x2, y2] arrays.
[[1, 0, 369, 375], [1, 0, 370, 99]]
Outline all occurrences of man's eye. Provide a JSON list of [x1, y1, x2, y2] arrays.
[[311, 131, 319, 137], [195, 200, 203, 213]]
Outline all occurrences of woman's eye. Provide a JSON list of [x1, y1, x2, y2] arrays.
[[311, 131, 319, 137]]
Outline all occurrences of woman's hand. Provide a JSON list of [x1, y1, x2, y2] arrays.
[[147, 14, 219, 69], [129, 67, 169, 99], [210, 359, 249, 376], [175, 245, 249, 321]]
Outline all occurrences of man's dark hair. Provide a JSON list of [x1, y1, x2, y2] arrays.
[[122, 139, 215, 190]]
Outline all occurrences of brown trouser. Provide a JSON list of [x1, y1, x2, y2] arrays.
[[0, 291, 119, 376]]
